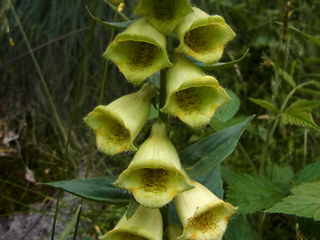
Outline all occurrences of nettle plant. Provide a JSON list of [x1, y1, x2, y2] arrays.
[[46, 1, 253, 239]]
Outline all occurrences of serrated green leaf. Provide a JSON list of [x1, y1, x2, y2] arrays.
[[126, 197, 140, 220], [282, 100, 320, 131], [265, 181, 320, 221], [294, 160, 320, 184], [225, 173, 284, 214], [190, 49, 249, 71], [180, 116, 253, 177], [86, 6, 134, 29], [215, 89, 240, 123], [58, 205, 81, 240], [42, 177, 130, 204], [223, 215, 256, 240], [249, 98, 280, 113]]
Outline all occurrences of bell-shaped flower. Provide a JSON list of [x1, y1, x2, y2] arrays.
[[135, 0, 193, 35], [174, 181, 237, 240], [114, 121, 194, 208], [84, 83, 156, 156], [103, 18, 172, 85], [175, 7, 236, 65], [100, 205, 163, 240], [161, 56, 231, 128]]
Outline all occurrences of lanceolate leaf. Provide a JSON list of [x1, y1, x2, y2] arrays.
[[225, 173, 284, 214], [42, 177, 130, 204], [289, 25, 320, 47], [189, 49, 249, 71], [180, 116, 253, 177], [58, 205, 81, 240], [273, 64, 296, 87], [282, 99, 320, 131], [265, 181, 320, 221], [86, 6, 134, 29], [249, 98, 280, 113]]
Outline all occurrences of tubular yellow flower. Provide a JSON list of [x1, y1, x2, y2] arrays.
[[175, 7, 236, 65], [100, 205, 163, 240], [114, 121, 194, 208], [161, 56, 231, 128], [174, 181, 237, 240], [135, 0, 193, 34], [103, 18, 172, 85], [84, 83, 156, 156]]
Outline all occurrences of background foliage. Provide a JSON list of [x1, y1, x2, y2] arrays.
[[1, 0, 320, 239]]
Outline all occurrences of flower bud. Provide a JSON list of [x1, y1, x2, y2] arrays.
[[84, 83, 156, 156], [175, 7, 236, 65], [103, 18, 172, 85], [100, 205, 163, 240], [174, 181, 237, 240], [135, 0, 193, 34], [114, 121, 194, 208], [161, 56, 231, 128]]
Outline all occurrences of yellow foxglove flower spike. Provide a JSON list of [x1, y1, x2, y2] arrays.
[[174, 181, 237, 240], [84, 83, 156, 156], [161, 56, 231, 128], [114, 121, 194, 208], [103, 18, 172, 85], [100, 205, 163, 240], [175, 7, 236, 65], [135, 0, 193, 35]]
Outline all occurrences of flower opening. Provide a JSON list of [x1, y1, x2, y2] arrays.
[[175, 7, 236, 65], [84, 83, 156, 155], [103, 18, 172, 85], [174, 181, 237, 240], [135, 0, 193, 34], [114, 121, 194, 208], [161, 56, 231, 128], [100, 206, 163, 240]]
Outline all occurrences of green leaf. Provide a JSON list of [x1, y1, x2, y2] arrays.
[[225, 173, 284, 214], [265, 163, 294, 191], [289, 25, 320, 47], [215, 89, 240, 122], [86, 6, 134, 29], [190, 49, 249, 71], [265, 181, 320, 221], [42, 177, 130, 204], [126, 197, 140, 220], [180, 116, 253, 177], [293, 160, 320, 184], [282, 99, 320, 131], [249, 98, 280, 113], [58, 205, 81, 240], [273, 63, 296, 87], [195, 165, 224, 198], [223, 215, 256, 240]]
